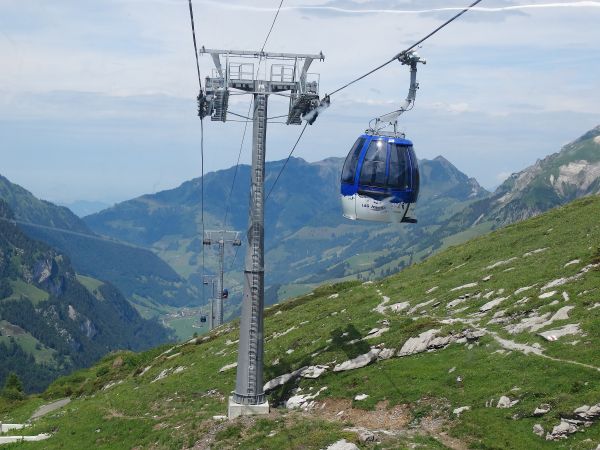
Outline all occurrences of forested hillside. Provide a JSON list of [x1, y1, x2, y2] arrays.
[[0, 175, 201, 309], [0, 200, 171, 392]]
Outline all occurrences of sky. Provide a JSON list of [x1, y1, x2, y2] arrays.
[[0, 0, 599, 205]]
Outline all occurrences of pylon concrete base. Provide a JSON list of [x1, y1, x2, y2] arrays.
[[227, 397, 270, 419]]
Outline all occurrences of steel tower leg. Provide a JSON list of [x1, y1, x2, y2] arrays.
[[218, 239, 225, 326], [210, 288, 215, 331], [229, 92, 269, 417]]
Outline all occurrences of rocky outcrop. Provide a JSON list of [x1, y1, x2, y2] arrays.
[[333, 349, 381, 372], [397, 329, 484, 357], [545, 403, 600, 441], [546, 421, 578, 441]]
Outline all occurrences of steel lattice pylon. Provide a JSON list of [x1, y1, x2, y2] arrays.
[[198, 48, 324, 417]]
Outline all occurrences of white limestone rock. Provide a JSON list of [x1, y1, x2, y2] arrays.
[[541, 263, 600, 291], [364, 327, 390, 340], [286, 387, 327, 410], [523, 247, 548, 257], [486, 257, 518, 270], [398, 329, 439, 356], [450, 282, 478, 292], [497, 396, 519, 408], [408, 299, 436, 314], [533, 404, 551, 416], [326, 439, 360, 450], [358, 430, 376, 443], [453, 406, 471, 416], [550, 305, 574, 321], [514, 285, 537, 295], [377, 348, 395, 360], [219, 362, 237, 373], [480, 297, 508, 312], [300, 365, 328, 379], [151, 368, 171, 383], [271, 326, 297, 340], [447, 298, 467, 308], [333, 349, 381, 372], [546, 421, 578, 441], [264, 367, 306, 392], [354, 393, 369, 401], [574, 404, 600, 420], [539, 323, 581, 341], [388, 302, 410, 313], [483, 290, 496, 299], [533, 424, 545, 437]]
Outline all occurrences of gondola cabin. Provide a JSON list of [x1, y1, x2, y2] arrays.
[[341, 132, 419, 223]]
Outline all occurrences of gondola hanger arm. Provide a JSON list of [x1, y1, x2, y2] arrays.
[[374, 51, 425, 128]]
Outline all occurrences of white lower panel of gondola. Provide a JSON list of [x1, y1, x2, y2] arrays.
[[341, 194, 413, 223]]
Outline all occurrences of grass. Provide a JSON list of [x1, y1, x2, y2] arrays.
[[2, 195, 600, 449], [76, 275, 104, 299], [4, 280, 49, 305], [165, 315, 209, 341]]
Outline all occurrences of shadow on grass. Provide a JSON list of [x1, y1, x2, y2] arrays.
[[329, 324, 370, 360], [266, 324, 371, 406]]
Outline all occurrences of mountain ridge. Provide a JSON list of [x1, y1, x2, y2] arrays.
[[0, 175, 201, 309], [84, 155, 489, 318]]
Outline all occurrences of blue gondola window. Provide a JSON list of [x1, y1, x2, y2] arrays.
[[408, 147, 420, 200], [359, 140, 387, 187], [341, 137, 365, 184], [388, 143, 410, 189]]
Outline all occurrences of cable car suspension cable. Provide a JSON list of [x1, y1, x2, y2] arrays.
[[227, 120, 307, 273], [265, 122, 308, 201], [264, 0, 483, 205], [188, 0, 203, 90], [188, 0, 207, 304], [327, 0, 484, 98]]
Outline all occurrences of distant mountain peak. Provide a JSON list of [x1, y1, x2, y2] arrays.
[[486, 125, 600, 223], [572, 123, 600, 145], [432, 155, 451, 164]]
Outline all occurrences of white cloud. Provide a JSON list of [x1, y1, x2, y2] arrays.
[[496, 171, 513, 182], [0, 0, 599, 202]]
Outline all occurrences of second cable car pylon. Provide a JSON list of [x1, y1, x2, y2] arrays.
[[198, 47, 325, 418]]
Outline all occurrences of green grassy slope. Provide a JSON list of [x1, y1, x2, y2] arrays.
[[3, 195, 600, 449]]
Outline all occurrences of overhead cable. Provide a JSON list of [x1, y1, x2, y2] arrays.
[[188, 0, 203, 89], [188, 0, 208, 305], [327, 0, 484, 97], [265, 122, 308, 201], [222, 0, 285, 230]]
